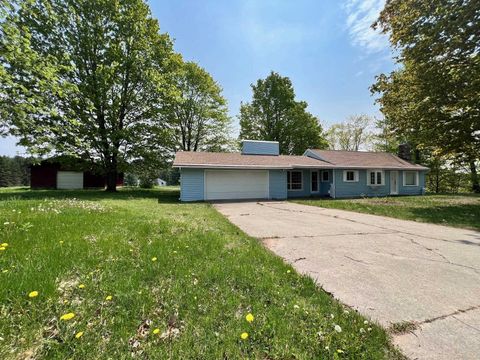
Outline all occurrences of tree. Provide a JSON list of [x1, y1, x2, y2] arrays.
[[371, 0, 480, 192], [239, 71, 328, 155], [167, 62, 231, 152], [326, 115, 373, 151], [0, 0, 180, 191]]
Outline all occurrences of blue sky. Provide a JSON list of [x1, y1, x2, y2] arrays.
[[0, 0, 393, 156]]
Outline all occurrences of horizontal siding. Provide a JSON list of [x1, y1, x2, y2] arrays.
[[333, 169, 427, 198], [287, 169, 310, 198], [180, 168, 204, 201], [242, 141, 279, 155], [269, 170, 287, 199]]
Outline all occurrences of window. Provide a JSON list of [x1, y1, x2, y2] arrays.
[[287, 171, 302, 190], [311, 171, 319, 192], [404, 171, 418, 186], [343, 170, 358, 182], [367, 170, 384, 186], [322, 171, 329, 182]]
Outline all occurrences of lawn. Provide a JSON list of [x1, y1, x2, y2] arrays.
[[294, 194, 480, 231], [0, 187, 402, 359]]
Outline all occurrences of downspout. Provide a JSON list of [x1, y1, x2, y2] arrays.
[[332, 169, 336, 199]]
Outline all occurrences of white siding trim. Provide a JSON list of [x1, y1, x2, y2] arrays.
[[366, 169, 385, 186]]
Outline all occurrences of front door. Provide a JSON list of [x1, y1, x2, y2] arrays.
[[390, 171, 398, 195]]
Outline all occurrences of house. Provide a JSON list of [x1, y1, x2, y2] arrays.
[[30, 157, 124, 189], [172, 140, 429, 201]]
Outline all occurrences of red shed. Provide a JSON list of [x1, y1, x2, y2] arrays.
[[30, 157, 123, 189]]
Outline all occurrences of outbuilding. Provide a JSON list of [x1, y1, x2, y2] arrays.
[[30, 157, 123, 190]]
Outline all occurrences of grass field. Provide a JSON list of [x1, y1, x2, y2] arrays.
[[294, 194, 480, 231], [0, 187, 402, 359]]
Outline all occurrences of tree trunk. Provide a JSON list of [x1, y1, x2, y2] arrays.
[[470, 160, 480, 193], [105, 156, 118, 192]]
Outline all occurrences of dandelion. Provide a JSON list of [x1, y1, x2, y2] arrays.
[[151, 257, 157, 262], [240, 332, 248, 340], [367, 327, 372, 332], [363, 320, 368, 325], [359, 328, 366, 334], [75, 331, 84, 339], [0, 247, 6, 251], [60, 312, 75, 321], [28, 291, 39, 298], [293, 304, 300, 309], [59, 241, 64, 244], [152, 328, 160, 335], [105, 295, 112, 301], [286, 269, 291, 273], [2, 269, 8, 273], [1, 243, 8, 247], [78, 284, 86, 289], [245, 313, 254, 323], [334, 324, 342, 333], [337, 349, 344, 353]]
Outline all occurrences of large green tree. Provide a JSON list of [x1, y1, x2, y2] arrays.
[[239, 71, 327, 155], [371, 0, 480, 192], [167, 61, 232, 152], [0, 0, 180, 191]]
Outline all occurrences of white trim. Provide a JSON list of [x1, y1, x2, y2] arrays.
[[204, 169, 269, 200], [343, 170, 359, 182], [366, 169, 385, 186], [310, 170, 320, 193], [390, 170, 399, 195], [287, 170, 303, 191], [403, 170, 419, 186], [332, 169, 336, 198], [267, 170, 270, 199], [240, 139, 279, 144], [321, 170, 330, 182]]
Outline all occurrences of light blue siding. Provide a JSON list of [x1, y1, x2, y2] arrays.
[[242, 140, 279, 155], [287, 169, 310, 198], [320, 169, 333, 196], [180, 168, 204, 201], [398, 170, 426, 195], [269, 170, 287, 199], [332, 169, 427, 198]]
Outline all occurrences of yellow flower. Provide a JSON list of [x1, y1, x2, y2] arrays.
[[75, 331, 84, 339], [151, 257, 157, 262], [2, 269, 9, 273], [245, 313, 254, 323], [60, 312, 75, 321], [240, 332, 249, 340], [28, 291, 39, 298], [152, 328, 160, 335], [0, 247, 6, 251], [78, 284, 85, 289], [59, 241, 64, 244], [286, 270, 291, 273], [105, 295, 112, 301], [1, 243, 8, 247], [337, 349, 344, 353]]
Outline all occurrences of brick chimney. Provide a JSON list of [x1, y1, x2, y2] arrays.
[[398, 143, 411, 161]]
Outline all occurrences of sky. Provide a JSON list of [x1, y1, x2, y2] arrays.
[[0, 0, 394, 156]]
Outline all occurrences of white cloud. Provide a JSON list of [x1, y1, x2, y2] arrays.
[[343, 0, 389, 53]]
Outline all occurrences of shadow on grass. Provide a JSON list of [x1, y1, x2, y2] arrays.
[[408, 204, 480, 232], [0, 187, 180, 204]]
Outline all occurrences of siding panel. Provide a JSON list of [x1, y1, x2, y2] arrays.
[[334, 169, 390, 198], [269, 170, 287, 199], [180, 168, 204, 201], [242, 141, 279, 155]]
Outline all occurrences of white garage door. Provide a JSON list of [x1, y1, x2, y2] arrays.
[[205, 170, 269, 200], [57, 171, 84, 189]]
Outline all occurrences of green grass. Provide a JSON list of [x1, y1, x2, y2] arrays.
[[293, 194, 480, 231], [0, 187, 403, 359]]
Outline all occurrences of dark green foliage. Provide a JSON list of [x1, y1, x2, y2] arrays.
[[371, 0, 480, 192], [239, 71, 328, 155], [0, 156, 31, 187]]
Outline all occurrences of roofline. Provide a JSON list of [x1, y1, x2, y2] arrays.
[[173, 163, 429, 170], [240, 139, 279, 144]]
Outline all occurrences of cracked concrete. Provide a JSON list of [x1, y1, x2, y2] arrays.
[[214, 201, 480, 360]]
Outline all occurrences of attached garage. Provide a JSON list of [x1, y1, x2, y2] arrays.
[[205, 170, 269, 200], [56, 171, 84, 189]]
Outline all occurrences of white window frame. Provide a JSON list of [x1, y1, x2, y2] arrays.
[[287, 170, 303, 191], [321, 170, 330, 182], [310, 170, 319, 193], [343, 170, 359, 183], [403, 171, 419, 187], [367, 169, 385, 186]]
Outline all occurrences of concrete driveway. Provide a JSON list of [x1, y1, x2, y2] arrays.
[[214, 201, 480, 360]]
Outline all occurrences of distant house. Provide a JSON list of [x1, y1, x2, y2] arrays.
[[30, 157, 123, 189], [157, 179, 167, 186], [173, 140, 429, 201]]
